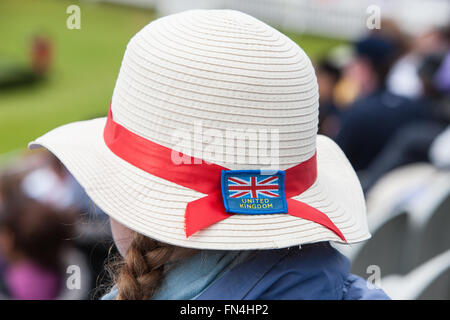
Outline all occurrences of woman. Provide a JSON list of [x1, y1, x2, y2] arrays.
[[29, 10, 389, 300], [0, 199, 74, 300]]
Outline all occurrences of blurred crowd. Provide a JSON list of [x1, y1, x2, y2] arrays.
[[0, 17, 449, 299], [316, 20, 450, 191], [317, 22, 450, 299], [0, 152, 113, 299]]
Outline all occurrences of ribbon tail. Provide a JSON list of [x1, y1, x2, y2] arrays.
[[286, 199, 347, 242], [185, 193, 230, 237]]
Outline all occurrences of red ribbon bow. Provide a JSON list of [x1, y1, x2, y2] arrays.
[[103, 108, 346, 242]]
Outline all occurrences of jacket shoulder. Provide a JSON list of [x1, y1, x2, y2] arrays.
[[197, 242, 353, 300], [247, 242, 350, 299], [342, 274, 391, 300]]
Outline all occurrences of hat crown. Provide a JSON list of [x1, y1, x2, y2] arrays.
[[111, 9, 319, 170]]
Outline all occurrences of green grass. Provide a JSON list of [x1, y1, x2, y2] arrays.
[[0, 0, 345, 155]]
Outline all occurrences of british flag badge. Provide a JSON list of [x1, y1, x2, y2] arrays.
[[221, 170, 288, 215]]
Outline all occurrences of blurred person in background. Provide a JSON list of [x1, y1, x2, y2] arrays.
[[359, 50, 450, 191], [387, 26, 450, 99], [0, 158, 113, 300], [0, 174, 20, 297], [335, 29, 434, 171], [332, 19, 409, 110], [316, 59, 342, 139], [21, 151, 108, 220], [22, 152, 85, 210], [0, 190, 75, 300], [0, 34, 53, 90], [0, 172, 24, 215], [30, 35, 52, 77]]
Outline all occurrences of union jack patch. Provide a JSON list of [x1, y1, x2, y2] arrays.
[[221, 170, 288, 215]]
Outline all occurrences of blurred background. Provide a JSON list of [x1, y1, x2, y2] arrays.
[[0, 0, 449, 300]]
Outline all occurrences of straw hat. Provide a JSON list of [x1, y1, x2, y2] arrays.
[[29, 10, 370, 250]]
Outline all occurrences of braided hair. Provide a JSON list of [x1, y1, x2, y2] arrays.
[[112, 232, 198, 300]]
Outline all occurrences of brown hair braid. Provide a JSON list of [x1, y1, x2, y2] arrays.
[[113, 232, 198, 300]]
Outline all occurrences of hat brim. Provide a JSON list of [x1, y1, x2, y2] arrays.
[[29, 117, 370, 250]]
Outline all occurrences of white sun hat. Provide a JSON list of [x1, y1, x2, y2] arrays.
[[29, 9, 370, 250]]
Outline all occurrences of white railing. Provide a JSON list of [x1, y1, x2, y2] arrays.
[[97, 0, 450, 40]]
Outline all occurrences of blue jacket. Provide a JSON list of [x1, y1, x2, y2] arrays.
[[197, 242, 390, 300], [336, 90, 430, 171]]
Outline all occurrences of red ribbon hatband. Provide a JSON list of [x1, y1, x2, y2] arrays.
[[103, 108, 346, 242]]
